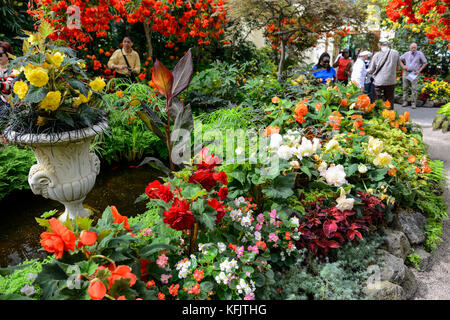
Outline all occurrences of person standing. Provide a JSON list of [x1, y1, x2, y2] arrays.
[[368, 39, 401, 107], [333, 48, 352, 85], [364, 53, 375, 102], [0, 42, 15, 106], [351, 50, 371, 92], [312, 52, 337, 84], [400, 43, 428, 109], [107, 36, 141, 81]]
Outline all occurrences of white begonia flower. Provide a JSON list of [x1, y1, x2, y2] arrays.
[[269, 133, 283, 149], [373, 152, 392, 168], [277, 145, 294, 160], [312, 138, 321, 153], [367, 136, 384, 156], [20, 284, 35, 296], [297, 137, 312, 157], [217, 242, 226, 253], [336, 187, 355, 211], [289, 216, 300, 227], [358, 164, 368, 173], [234, 196, 246, 206], [325, 138, 340, 152], [318, 161, 328, 174], [321, 164, 348, 187]]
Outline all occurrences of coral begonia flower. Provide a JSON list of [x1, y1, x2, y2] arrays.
[[107, 265, 137, 290], [111, 206, 132, 231], [40, 218, 76, 259], [79, 230, 97, 246], [88, 279, 107, 300], [264, 126, 280, 137]]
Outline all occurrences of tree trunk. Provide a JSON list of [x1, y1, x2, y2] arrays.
[[143, 23, 153, 58], [277, 37, 286, 81]]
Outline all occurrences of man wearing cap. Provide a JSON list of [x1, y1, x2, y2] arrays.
[[351, 50, 371, 92], [368, 39, 401, 107], [400, 43, 428, 109]]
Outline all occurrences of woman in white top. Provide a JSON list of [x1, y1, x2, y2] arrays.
[[351, 51, 371, 92]]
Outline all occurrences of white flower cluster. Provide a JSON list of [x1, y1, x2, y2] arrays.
[[268, 130, 321, 165], [236, 278, 256, 298], [198, 243, 213, 255], [217, 242, 227, 253], [335, 187, 355, 212], [367, 136, 393, 168], [319, 163, 348, 187], [215, 258, 239, 285], [176, 258, 191, 279], [234, 196, 246, 207], [229, 207, 254, 229]]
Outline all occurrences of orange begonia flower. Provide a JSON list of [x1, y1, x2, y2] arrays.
[[264, 126, 280, 137], [384, 100, 391, 109], [40, 218, 76, 259], [111, 205, 131, 231], [415, 167, 421, 173], [271, 96, 279, 104], [387, 168, 397, 176], [294, 102, 308, 116], [315, 102, 322, 111], [408, 155, 417, 163], [88, 279, 107, 300], [79, 230, 97, 246], [340, 98, 348, 107]]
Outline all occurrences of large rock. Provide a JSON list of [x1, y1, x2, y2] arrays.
[[394, 212, 427, 245], [378, 250, 406, 284], [399, 267, 418, 300], [383, 229, 411, 260], [364, 281, 405, 300], [411, 247, 432, 272]]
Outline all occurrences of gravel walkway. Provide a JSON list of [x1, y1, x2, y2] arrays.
[[394, 104, 450, 300]]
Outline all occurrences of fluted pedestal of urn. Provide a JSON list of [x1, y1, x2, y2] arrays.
[[5, 121, 108, 222]]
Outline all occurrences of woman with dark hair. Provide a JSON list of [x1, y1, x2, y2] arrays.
[[0, 41, 15, 107], [107, 35, 141, 81], [333, 48, 352, 85], [311, 52, 337, 84]]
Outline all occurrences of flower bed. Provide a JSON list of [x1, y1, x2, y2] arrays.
[[0, 53, 447, 301]]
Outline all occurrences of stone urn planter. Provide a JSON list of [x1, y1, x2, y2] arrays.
[[5, 120, 108, 222]]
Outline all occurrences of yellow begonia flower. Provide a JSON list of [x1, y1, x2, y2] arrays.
[[40, 91, 62, 111], [50, 52, 64, 67], [373, 152, 392, 168], [25, 67, 49, 87], [13, 81, 29, 100], [73, 90, 92, 106], [89, 77, 106, 92]]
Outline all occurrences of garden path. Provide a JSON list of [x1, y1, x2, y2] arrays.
[[394, 104, 450, 300]]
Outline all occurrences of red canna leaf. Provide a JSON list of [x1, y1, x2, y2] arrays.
[[327, 240, 340, 248], [151, 59, 173, 99]]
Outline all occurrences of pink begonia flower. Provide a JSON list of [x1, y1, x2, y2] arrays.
[[236, 246, 244, 258], [255, 223, 262, 231], [161, 274, 172, 284], [244, 293, 255, 300], [268, 233, 279, 242], [256, 214, 265, 224], [156, 254, 168, 268], [269, 209, 278, 219], [247, 245, 259, 254]]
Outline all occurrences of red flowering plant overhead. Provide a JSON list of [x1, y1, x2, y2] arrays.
[[33, 205, 175, 300], [144, 147, 229, 255], [386, 0, 450, 42]]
